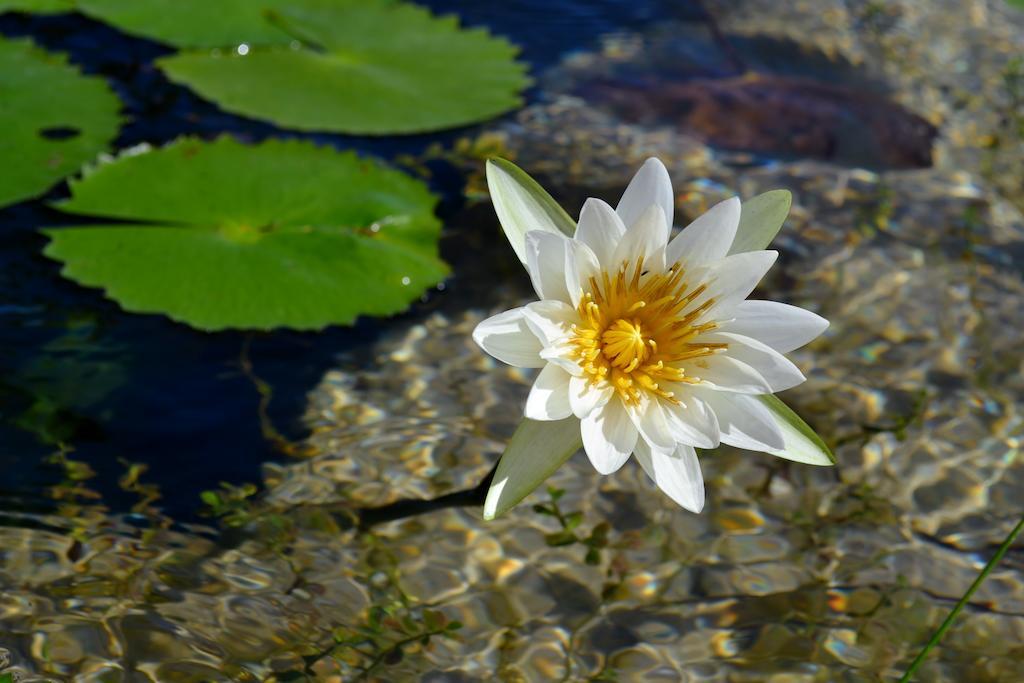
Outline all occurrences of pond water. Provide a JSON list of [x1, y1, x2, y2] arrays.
[[1, 0, 1023, 681]]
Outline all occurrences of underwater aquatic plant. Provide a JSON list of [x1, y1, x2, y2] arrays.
[[476, 158, 834, 519]]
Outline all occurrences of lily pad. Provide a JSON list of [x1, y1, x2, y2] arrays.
[[42, 137, 448, 331], [76, 0, 295, 48], [0, 0, 73, 13], [155, 0, 530, 134], [0, 37, 121, 208]]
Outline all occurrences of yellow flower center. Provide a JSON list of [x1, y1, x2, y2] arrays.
[[569, 257, 726, 405], [601, 318, 651, 370]]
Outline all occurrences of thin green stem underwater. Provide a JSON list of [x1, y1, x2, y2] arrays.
[[898, 513, 1024, 681]]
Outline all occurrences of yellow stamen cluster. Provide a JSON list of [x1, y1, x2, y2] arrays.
[[568, 257, 725, 405]]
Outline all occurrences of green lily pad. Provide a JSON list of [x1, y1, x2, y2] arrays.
[[0, 0, 73, 13], [0, 37, 121, 208], [43, 137, 448, 331], [155, 0, 530, 134], [77, 0, 295, 48]]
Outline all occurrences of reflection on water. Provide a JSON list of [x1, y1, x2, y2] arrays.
[[2, 0, 1024, 680]]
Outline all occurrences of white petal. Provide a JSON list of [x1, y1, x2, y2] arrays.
[[694, 354, 772, 394], [611, 204, 668, 273], [483, 417, 582, 520], [564, 238, 602, 308], [472, 308, 544, 368], [718, 300, 829, 353], [576, 198, 626, 268], [695, 388, 785, 452], [569, 375, 613, 419], [524, 364, 573, 421], [524, 301, 583, 377], [540, 346, 584, 377], [665, 197, 741, 268], [616, 157, 674, 233], [627, 397, 676, 451], [701, 332, 805, 392], [581, 399, 637, 474], [525, 231, 572, 303], [695, 250, 778, 320], [522, 300, 576, 347], [662, 390, 720, 448], [634, 440, 705, 513]]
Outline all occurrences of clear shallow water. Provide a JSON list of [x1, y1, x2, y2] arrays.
[[2, 0, 1024, 681]]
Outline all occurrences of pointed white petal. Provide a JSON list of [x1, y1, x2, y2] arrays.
[[486, 158, 576, 264], [695, 388, 784, 451], [565, 239, 602, 308], [695, 354, 772, 394], [662, 391, 720, 448], [483, 417, 583, 520], [757, 395, 835, 465], [576, 198, 626, 268], [696, 250, 778, 320], [540, 346, 584, 377], [627, 397, 677, 451], [472, 308, 544, 368], [581, 399, 637, 474], [525, 231, 573, 303], [569, 375, 612, 419], [524, 364, 573, 421], [611, 204, 668, 273], [522, 300, 576, 347], [634, 440, 705, 513], [729, 190, 791, 255], [701, 332, 805, 392], [719, 300, 829, 353], [616, 157, 674, 233], [666, 197, 741, 268]]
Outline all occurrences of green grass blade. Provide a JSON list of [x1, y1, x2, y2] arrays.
[[898, 513, 1024, 681]]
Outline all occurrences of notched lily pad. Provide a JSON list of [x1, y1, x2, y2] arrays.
[[43, 137, 448, 331], [76, 0, 296, 48], [0, 0, 73, 13], [0, 36, 121, 208], [155, 0, 530, 134]]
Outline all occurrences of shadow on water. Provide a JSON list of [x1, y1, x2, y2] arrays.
[[552, 25, 938, 169]]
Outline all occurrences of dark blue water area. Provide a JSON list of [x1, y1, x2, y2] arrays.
[[0, 2, 704, 520]]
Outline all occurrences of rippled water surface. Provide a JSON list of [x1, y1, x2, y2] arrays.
[[1, 0, 1023, 681]]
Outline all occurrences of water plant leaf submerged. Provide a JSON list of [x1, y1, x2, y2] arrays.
[[42, 137, 448, 331], [479, 158, 833, 519], [0, 36, 121, 208], [147, 0, 529, 134]]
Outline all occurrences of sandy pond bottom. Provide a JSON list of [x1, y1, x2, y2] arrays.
[[2, 0, 1024, 681]]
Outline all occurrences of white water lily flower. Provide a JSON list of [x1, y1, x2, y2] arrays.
[[476, 158, 833, 519]]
